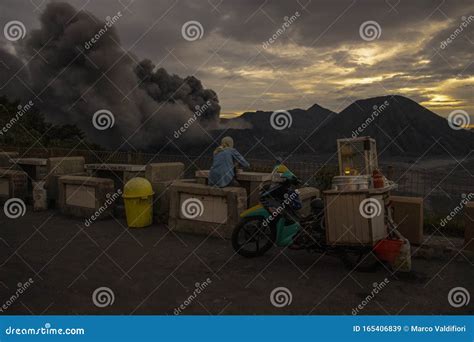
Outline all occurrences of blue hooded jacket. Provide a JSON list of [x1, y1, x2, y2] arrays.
[[208, 148, 250, 187]]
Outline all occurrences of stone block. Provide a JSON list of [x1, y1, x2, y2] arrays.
[[465, 202, 474, 252], [0, 169, 28, 201], [58, 176, 116, 219], [297, 187, 320, 218], [46, 172, 88, 206], [150, 179, 196, 223], [146, 162, 184, 183], [46, 157, 86, 202], [169, 182, 247, 238], [390, 196, 423, 245]]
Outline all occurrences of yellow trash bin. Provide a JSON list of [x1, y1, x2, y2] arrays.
[[122, 177, 154, 228]]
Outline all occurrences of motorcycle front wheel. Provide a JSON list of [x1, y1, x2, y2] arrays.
[[231, 217, 276, 258]]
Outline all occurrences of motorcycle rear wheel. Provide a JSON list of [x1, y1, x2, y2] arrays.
[[232, 217, 276, 258]]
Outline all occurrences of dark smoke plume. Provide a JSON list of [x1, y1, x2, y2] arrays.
[[0, 2, 220, 149], [135, 60, 220, 123]]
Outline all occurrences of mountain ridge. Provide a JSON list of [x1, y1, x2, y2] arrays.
[[215, 95, 473, 157]]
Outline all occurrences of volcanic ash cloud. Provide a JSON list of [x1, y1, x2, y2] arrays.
[[1, 2, 220, 148]]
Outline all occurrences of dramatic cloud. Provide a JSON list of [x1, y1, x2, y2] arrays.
[[0, 0, 472, 129]]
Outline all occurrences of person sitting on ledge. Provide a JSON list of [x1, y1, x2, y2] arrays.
[[208, 136, 250, 187]]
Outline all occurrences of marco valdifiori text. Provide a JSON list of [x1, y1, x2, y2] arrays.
[[410, 325, 466, 333]]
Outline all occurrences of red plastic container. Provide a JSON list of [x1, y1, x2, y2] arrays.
[[373, 239, 403, 263], [372, 169, 384, 188]]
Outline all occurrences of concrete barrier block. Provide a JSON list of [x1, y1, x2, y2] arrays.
[[169, 182, 247, 238], [46, 157, 86, 202], [0, 152, 18, 167], [46, 172, 88, 206], [0, 169, 28, 201], [297, 187, 320, 218], [150, 179, 196, 223], [146, 162, 184, 183], [465, 202, 474, 252], [390, 196, 423, 245], [58, 176, 116, 219]]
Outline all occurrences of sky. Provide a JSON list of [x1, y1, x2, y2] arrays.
[[1, 0, 473, 119]]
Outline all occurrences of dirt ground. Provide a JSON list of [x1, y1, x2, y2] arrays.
[[0, 209, 473, 315]]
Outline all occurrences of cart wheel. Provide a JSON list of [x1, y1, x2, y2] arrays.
[[340, 248, 379, 272]]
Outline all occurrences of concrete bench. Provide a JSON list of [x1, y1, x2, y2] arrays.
[[390, 196, 423, 244], [0, 152, 19, 168], [195, 170, 271, 207], [145, 162, 186, 223], [45, 157, 86, 204], [0, 169, 28, 201], [58, 176, 116, 219], [10, 158, 48, 195], [85, 163, 145, 189], [169, 182, 247, 239], [11, 158, 48, 178], [465, 202, 474, 252]]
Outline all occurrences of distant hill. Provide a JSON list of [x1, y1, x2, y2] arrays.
[[214, 95, 473, 159], [227, 103, 336, 132]]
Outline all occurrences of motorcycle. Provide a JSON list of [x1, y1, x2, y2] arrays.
[[231, 163, 381, 270]]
